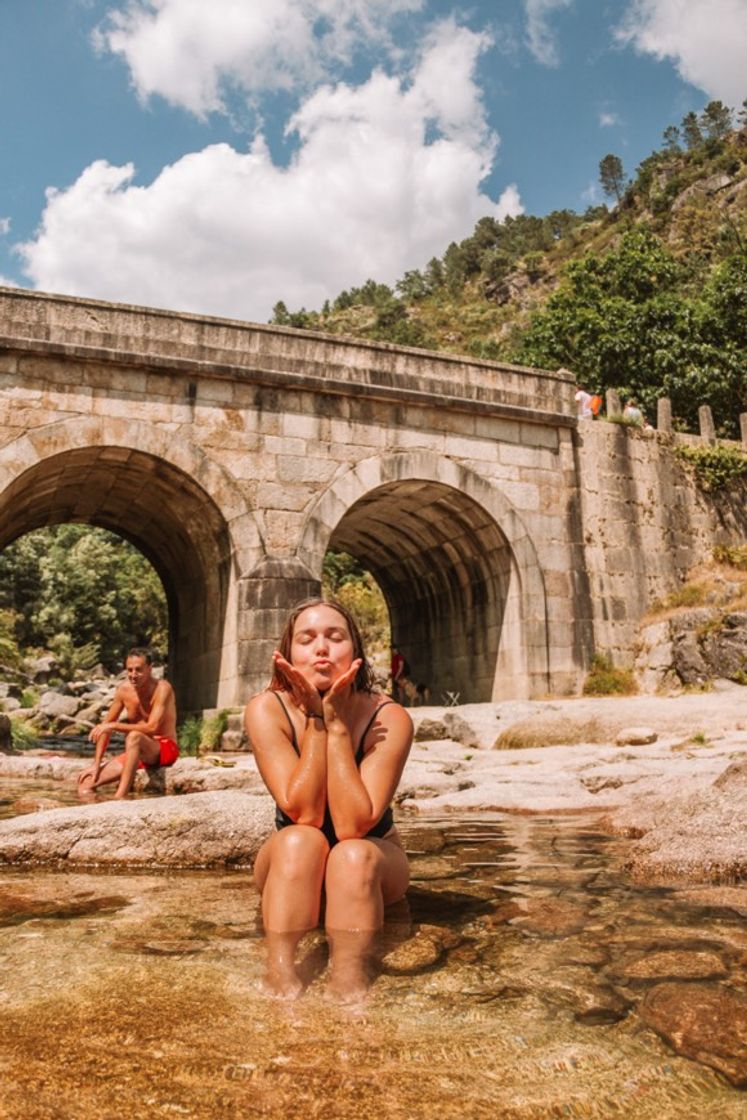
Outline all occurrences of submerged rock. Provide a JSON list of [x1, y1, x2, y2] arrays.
[[611, 949, 728, 983], [638, 982, 747, 1087], [0, 790, 274, 868], [512, 898, 588, 937], [11, 798, 66, 815]]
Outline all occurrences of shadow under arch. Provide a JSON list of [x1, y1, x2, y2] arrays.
[[298, 452, 550, 702], [0, 425, 255, 712]]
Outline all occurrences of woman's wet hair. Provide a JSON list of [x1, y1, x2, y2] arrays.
[[269, 597, 377, 693]]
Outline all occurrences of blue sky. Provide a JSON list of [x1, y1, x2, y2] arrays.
[[1, 0, 745, 322]]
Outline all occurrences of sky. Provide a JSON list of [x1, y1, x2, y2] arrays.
[[1, 0, 745, 324]]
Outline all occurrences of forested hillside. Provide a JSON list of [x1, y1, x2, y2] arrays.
[[272, 100, 747, 437]]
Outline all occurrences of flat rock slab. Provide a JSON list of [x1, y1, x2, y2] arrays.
[[614, 760, 747, 884], [0, 752, 263, 795], [0, 790, 274, 869]]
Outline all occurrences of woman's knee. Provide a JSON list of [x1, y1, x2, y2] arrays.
[[270, 825, 329, 880], [325, 839, 382, 897]]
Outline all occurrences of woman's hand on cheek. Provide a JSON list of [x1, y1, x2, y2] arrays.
[[273, 652, 322, 714], [322, 659, 361, 728]]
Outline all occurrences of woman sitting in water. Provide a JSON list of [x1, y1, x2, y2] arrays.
[[244, 598, 413, 999]]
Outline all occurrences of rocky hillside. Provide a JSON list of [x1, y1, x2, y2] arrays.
[[273, 111, 747, 435]]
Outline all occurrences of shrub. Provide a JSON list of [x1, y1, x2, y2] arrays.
[[176, 716, 203, 756], [200, 710, 230, 751], [663, 584, 707, 610], [10, 717, 40, 751], [583, 654, 637, 696], [674, 443, 747, 492], [176, 710, 231, 755], [713, 543, 747, 571]]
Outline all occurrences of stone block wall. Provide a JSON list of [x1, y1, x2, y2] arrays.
[[576, 421, 747, 666]]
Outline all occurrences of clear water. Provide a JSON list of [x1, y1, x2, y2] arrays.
[[0, 811, 744, 1118]]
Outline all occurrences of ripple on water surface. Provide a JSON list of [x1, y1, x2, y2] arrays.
[[0, 814, 744, 1119]]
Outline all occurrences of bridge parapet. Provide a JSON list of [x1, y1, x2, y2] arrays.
[[0, 287, 574, 426]]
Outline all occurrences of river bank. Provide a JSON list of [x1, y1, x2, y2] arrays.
[[1, 691, 745, 883]]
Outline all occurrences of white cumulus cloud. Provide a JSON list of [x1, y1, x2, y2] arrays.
[[523, 0, 574, 66], [617, 0, 747, 106], [0, 218, 11, 235], [95, 0, 424, 116], [598, 111, 620, 127], [19, 20, 522, 322]]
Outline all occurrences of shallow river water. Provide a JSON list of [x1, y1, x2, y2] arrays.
[[0, 808, 744, 1119]]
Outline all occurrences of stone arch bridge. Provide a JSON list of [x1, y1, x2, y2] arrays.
[[1, 288, 741, 713]]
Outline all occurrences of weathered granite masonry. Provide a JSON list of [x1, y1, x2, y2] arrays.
[[0, 287, 743, 709], [576, 422, 747, 660]]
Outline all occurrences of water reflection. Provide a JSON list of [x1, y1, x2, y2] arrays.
[[0, 814, 745, 1117]]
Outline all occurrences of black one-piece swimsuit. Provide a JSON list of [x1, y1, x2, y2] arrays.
[[271, 692, 395, 847]]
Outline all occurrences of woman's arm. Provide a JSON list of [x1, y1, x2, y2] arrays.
[[244, 690, 327, 828], [325, 681, 413, 841]]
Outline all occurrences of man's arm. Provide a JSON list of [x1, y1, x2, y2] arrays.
[[80, 693, 125, 784]]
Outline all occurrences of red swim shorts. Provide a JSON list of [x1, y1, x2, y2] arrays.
[[113, 736, 180, 770]]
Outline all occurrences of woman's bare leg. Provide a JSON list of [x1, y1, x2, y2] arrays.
[[324, 834, 410, 999], [254, 825, 329, 998]]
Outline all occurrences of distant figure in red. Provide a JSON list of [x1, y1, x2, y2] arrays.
[[391, 646, 406, 703]]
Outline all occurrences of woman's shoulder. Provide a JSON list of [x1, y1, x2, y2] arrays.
[[245, 688, 287, 722], [364, 693, 413, 732]]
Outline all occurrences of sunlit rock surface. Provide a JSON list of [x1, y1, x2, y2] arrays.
[[0, 790, 273, 868], [610, 759, 747, 884]]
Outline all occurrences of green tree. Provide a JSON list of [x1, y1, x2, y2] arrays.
[[0, 526, 168, 669], [396, 270, 428, 301], [270, 300, 290, 325], [700, 100, 733, 141], [681, 110, 703, 149], [424, 256, 444, 291], [511, 230, 745, 436], [662, 124, 681, 153], [0, 609, 22, 669], [599, 154, 626, 203]]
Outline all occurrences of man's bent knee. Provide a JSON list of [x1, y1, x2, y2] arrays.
[[124, 731, 147, 752]]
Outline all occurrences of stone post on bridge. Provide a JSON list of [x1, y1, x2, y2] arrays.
[[656, 397, 672, 433], [698, 405, 716, 443]]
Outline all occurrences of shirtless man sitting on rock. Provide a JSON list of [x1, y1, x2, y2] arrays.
[[77, 648, 179, 799]]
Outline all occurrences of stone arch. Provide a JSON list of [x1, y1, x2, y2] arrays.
[[0, 417, 263, 711], [298, 452, 550, 702]]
